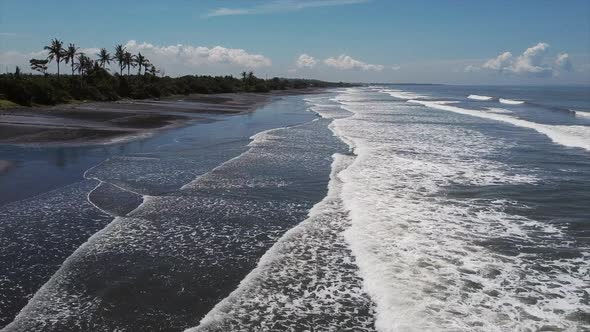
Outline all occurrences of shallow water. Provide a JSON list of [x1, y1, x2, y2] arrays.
[[0, 95, 334, 330], [1, 86, 589, 331]]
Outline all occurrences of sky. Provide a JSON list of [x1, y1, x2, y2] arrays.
[[1, 0, 589, 84]]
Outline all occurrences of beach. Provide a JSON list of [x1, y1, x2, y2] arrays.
[[0, 91, 318, 146]]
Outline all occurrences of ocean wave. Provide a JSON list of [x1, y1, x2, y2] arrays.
[[575, 110, 590, 119], [486, 107, 513, 114], [329, 87, 588, 331], [380, 89, 430, 100], [499, 98, 525, 105], [468, 94, 493, 101], [409, 100, 590, 152], [188, 153, 375, 331]]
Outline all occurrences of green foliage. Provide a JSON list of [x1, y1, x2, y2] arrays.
[[0, 99, 20, 109], [0, 72, 355, 107], [3, 37, 356, 108], [30, 59, 49, 75], [44, 38, 65, 77]]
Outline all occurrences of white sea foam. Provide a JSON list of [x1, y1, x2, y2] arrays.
[[575, 110, 590, 119], [499, 98, 525, 105], [189, 153, 375, 331], [468, 94, 493, 101], [329, 87, 589, 331], [380, 89, 430, 100], [409, 99, 590, 152], [486, 107, 513, 114]]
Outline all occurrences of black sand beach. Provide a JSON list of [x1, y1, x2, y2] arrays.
[[0, 93, 273, 145]]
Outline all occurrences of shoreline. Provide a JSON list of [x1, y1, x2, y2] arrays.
[[0, 88, 327, 146]]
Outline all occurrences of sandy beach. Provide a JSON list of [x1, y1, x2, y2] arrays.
[[0, 89, 322, 146]]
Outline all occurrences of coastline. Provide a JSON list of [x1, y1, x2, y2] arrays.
[[0, 88, 326, 146], [0, 90, 335, 330]]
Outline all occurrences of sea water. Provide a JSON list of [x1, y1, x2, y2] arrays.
[[1, 86, 589, 331]]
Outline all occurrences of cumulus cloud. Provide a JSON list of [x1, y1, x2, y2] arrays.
[[124, 40, 272, 68], [482, 51, 513, 71], [473, 42, 573, 77], [0, 41, 271, 75], [296, 54, 317, 68], [510, 42, 552, 76], [391, 65, 401, 70], [555, 53, 573, 71], [323, 54, 384, 71], [206, 0, 369, 17]]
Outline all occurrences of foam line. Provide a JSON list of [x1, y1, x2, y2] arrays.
[[188, 153, 362, 331], [499, 98, 525, 105], [468, 94, 493, 101], [409, 99, 590, 152], [379, 89, 430, 100]]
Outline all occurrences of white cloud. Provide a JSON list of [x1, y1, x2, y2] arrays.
[[207, 8, 250, 17], [0, 50, 48, 71], [206, 0, 369, 17], [0, 41, 271, 75], [464, 64, 481, 72], [296, 53, 317, 68], [555, 53, 573, 71], [323, 54, 384, 71], [511, 42, 552, 76], [476, 42, 573, 77], [391, 65, 401, 70], [482, 51, 513, 71], [124, 40, 272, 68]]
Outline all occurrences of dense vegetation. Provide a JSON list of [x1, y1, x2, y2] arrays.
[[0, 38, 355, 107]]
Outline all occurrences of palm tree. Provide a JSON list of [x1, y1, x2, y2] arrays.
[[30, 58, 49, 75], [247, 71, 255, 91], [97, 48, 112, 69], [241, 71, 248, 91], [123, 51, 135, 76], [64, 43, 79, 75], [74, 54, 93, 76], [135, 52, 147, 75], [44, 38, 65, 76], [147, 64, 158, 76], [114, 44, 125, 75]]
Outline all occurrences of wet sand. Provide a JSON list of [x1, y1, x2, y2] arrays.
[[0, 90, 322, 146]]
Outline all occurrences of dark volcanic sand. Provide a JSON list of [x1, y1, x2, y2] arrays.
[[0, 92, 284, 145]]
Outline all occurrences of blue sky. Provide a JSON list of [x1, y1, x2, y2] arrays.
[[1, 0, 589, 84]]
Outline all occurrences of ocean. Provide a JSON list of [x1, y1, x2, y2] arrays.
[[1, 85, 589, 331]]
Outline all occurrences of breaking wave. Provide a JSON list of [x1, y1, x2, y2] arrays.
[[468, 94, 493, 101], [499, 98, 525, 105], [409, 100, 590, 152]]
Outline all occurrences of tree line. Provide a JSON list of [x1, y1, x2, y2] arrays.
[[0, 38, 357, 107], [29, 38, 157, 77]]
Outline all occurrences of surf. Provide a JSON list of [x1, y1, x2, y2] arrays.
[[499, 98, 525, 105], [330, 87, 589, 331], [468, 94, 493, 101], [408, 99, 590, 152]]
